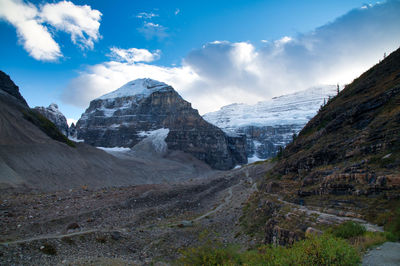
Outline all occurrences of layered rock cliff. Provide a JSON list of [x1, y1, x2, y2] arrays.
[[76, 79, 247, 169], [34, 103, 69, 136]]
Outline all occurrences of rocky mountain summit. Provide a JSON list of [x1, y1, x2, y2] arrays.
[[203, 86, 337, 161], [76, 78, 247, 170], [34, 103, 69, 136]]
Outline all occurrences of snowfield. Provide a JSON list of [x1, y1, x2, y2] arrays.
[[97, 78, 170, 100], [203, 86, 337, 131]]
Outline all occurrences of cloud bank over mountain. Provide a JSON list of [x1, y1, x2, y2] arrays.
[[62, 1, 400, 114]]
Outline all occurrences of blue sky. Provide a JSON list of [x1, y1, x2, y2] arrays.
[[1, 0, 400, 123]]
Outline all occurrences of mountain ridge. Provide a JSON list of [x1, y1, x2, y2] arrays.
[[203, 86, 337, 160]]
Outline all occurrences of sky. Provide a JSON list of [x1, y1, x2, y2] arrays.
[[0, 0, 400, 124]]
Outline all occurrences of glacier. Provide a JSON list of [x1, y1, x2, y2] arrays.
[[203, 85, 338, 160]]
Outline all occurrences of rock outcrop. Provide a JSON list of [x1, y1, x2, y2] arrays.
[[34, 103, 69, 136], [0, 70, 28, 106], [203, 86, 337, 160], [76, 78, 247, 169]]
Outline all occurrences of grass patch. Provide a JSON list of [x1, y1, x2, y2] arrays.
[[331, 221, 366, 239], [22, 109, 75, 147], [176, 234, 360, 265], [382, 205, 400, 241], [349, 231, 389, 253]]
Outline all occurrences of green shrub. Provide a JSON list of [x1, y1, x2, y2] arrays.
[[383, 205, 400, 241], [22, 109, 75, 147], [178, 243, 242, 265], [176, 234, 360, 265], [332, 221, 366, 239]]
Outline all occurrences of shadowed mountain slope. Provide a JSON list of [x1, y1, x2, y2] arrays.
[[0, 72, 213, 191]]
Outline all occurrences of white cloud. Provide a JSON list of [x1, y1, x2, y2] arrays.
[[136, 12, 158, 19], [0, 0, 101, 61], [62, 0, 400, 116], [108, 47, 161, 63], [0, 0, 61, 61], [40, 1, 102, 50], [138, 21, 168, 40], [67, 118, 77, 126]]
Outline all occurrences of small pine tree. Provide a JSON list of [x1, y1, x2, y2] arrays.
[[384, 52, 387, 59], [337, 84, 340, 94], [277, 146, 283, 159], [292, 133, 297, 142]]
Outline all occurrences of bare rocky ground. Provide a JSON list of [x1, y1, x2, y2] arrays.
[[362, 242, 400, 266], [0, 162, 273, 265]]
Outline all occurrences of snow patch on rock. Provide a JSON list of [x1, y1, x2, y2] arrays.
[[97, 146, 131, 153], [248, 155, 264, 164], [137, 128, 170, 153]]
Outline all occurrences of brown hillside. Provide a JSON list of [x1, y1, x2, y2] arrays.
[[242, 47, 400, 244]]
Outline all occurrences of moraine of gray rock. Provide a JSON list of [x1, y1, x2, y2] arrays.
[[76, 78, 247, 170], [34, 103, 69, 136]]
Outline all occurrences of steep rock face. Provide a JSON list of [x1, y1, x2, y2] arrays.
[[203, 86, 337, 160], [69, 123, 77, 139], [0, 70, 28, 106], [76, 79, 247, 169], [34, 103, 69, 136], [275, 49, 400, 183]]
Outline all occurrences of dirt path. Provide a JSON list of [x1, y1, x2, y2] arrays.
[[192, 187, 233, 222], [0, 229, 99, 245], [362, 242, 400, 266], [272, 195, 383, 232]]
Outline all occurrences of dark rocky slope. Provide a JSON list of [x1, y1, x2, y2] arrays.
[[76, 79, 247, 170], [243, 48, 400, 245], [0, 72, 214, 191]]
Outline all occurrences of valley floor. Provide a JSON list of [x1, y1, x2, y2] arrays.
[[0, 163, 272, 265]]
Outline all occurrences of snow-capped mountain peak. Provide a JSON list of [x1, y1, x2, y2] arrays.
[[97, 78, 170, 100], [203, 85, 338, 161], [204, 85, 337, 130]]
